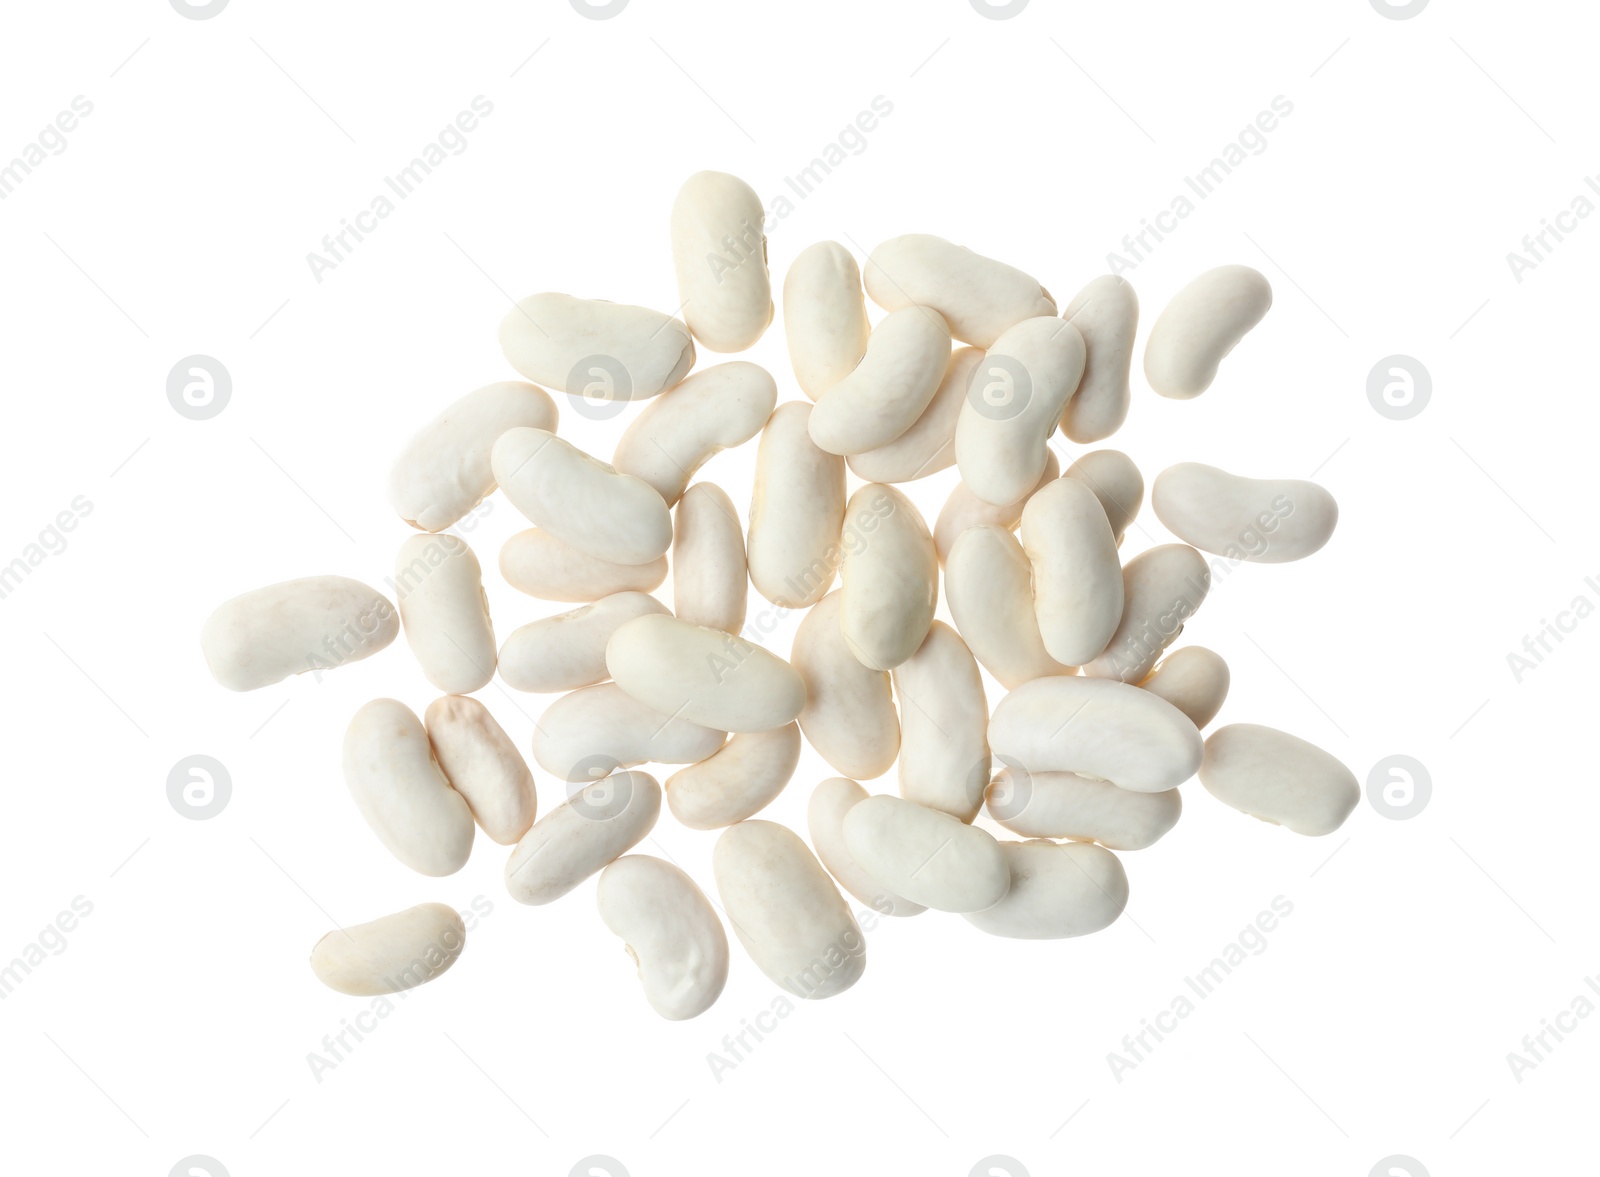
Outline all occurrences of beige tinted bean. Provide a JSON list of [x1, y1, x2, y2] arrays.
[[986, 766, 1181, 851], [956, 317, 1085, 506], [201, 576, 398, 692], [713, 819, 866, 1000], [1144, 265, 1271, 399], [498, 592, 666, 694], [1084, 544, 1211, 683], [1199, 724, 1358, 836], [395, 534, 495, 694], [933, 450, 1058, 565], [666, 723, 801, 830], [892, 622, 989, 821], [672, 484, 747, 633], [838, 483, 937, 671], [606, 613, 805, 733], [1060, 276, 1137, 443], [807, 778, 925, 917], [531, 682, 725, 781], [1020, 477, 1124, 667], [499, 293, 694, 400], [500, 529, 666, 603], [792, 591, 899, 780], [963, 841, 1128, 940], [808, 307, 951, 455], [989, 676, 1203, 793], [492, 428, 671, 566], [843, 795, 1008, 913], [388, 382, 558, 532], [848, 347, 984, 484], [505, 771, 660, 904], [944, 526, 1073, 689], [783, 241, 869, 400], [1063, 449, 1144, 547], [343, 699, 474, 876], [310, 903, 466, 996], [864, 233, 1056, 347], [1139, 646, 1230, 729], [613, 362, 777, 505], [1152, 462, 1338, 564], [596, 855, 729, 1020], [747, 402, 847, 609], [425, 695, 537, 845], [671, 171, 773, 353]]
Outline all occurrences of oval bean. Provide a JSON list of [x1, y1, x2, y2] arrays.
[[864, 233, 1055, 347], [505, 770, 660, 904], [531, 682, 725, 781], [500, 528, 666, 603], [1020, 477, 1123, 667], [747, 401, 846, 609], [395, 534, 495, 694], [1139, 646, 1230, 729], [201, 576, 397, 691], [1151, 462, 1338, 564], [343, 698, 474, 876], [596, 855, 729, 1020], [1144, 265, 1271, 399], [499, 293, 694, 400], [666, 723, 801, 830], [843, 795, 1009, 913], [672, 483, 748, 633], [613, 361, 776, 505], [1060, 275, 1137, 443], [425, 695, 537, 845], [671, 171, 773, 353], [310, 903, 466, 996], [808, 306, 951, 455], [963, 840, 1128, 939], [783, 240, 869, 400], [792, 590, 900, 780], [1199, 724, 1358, 836], [838, 483, 937, 671], [892, 622, 989, 821]]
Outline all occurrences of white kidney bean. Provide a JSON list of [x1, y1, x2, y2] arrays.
[[807, 778, 925, 917], [491, 428, 671, 567], [1139, 646, 1230, 729], [892, 622, 989, 821], [201, 576, 398, 691], [1152, 462, 1338, 564], [500, 528, 666, 603], [605, 613, 806, 733], [783, 240, 869, 400], [343, 699, 474, 876], [989, 676, 1203, 793], [933, 450, 1058, 565], [395, 534, 495, 694], [955, 317, 1085, 506], [498, 592, 665, 694], [499, 293, 694, 400], [1059, 275, 1137, 443], [666, 722, 800, 830], [613, 361, 777, 505], [864, 233, 1056, 347], [985, 766, 1181, 851], [1063, 448, 1144, 548], [1199, 724, 1358, 836], [1144, 265, 1271, 399], [505, 770, 661, 904], [963, 840, 1127, 939], [671, 171, 773, 353], [838, 483, 937, 671], [1084, 543, 1211, 683], [808, 307, 951, 455], [747, 401, 846, 609], [672, 483, 747, 633], [944, 526, 1073, 688], [1019, 477, 1123, 667], [424, 695, 536, 845], [596, 855, 729, 1020], [388, 381, 558, 532], [792, 590, 900, 780], [843, 794, 1009, 913], [531, 682, 725, 781], [848, 346, 983, 484], [713, 819, 865, 1000], [310, 903, 466, 996]]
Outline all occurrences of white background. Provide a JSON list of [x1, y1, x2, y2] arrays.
[[0, 1, 1592, 1174]]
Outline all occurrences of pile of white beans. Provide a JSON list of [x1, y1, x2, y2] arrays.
[[202, 171, 1356, 1019]]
